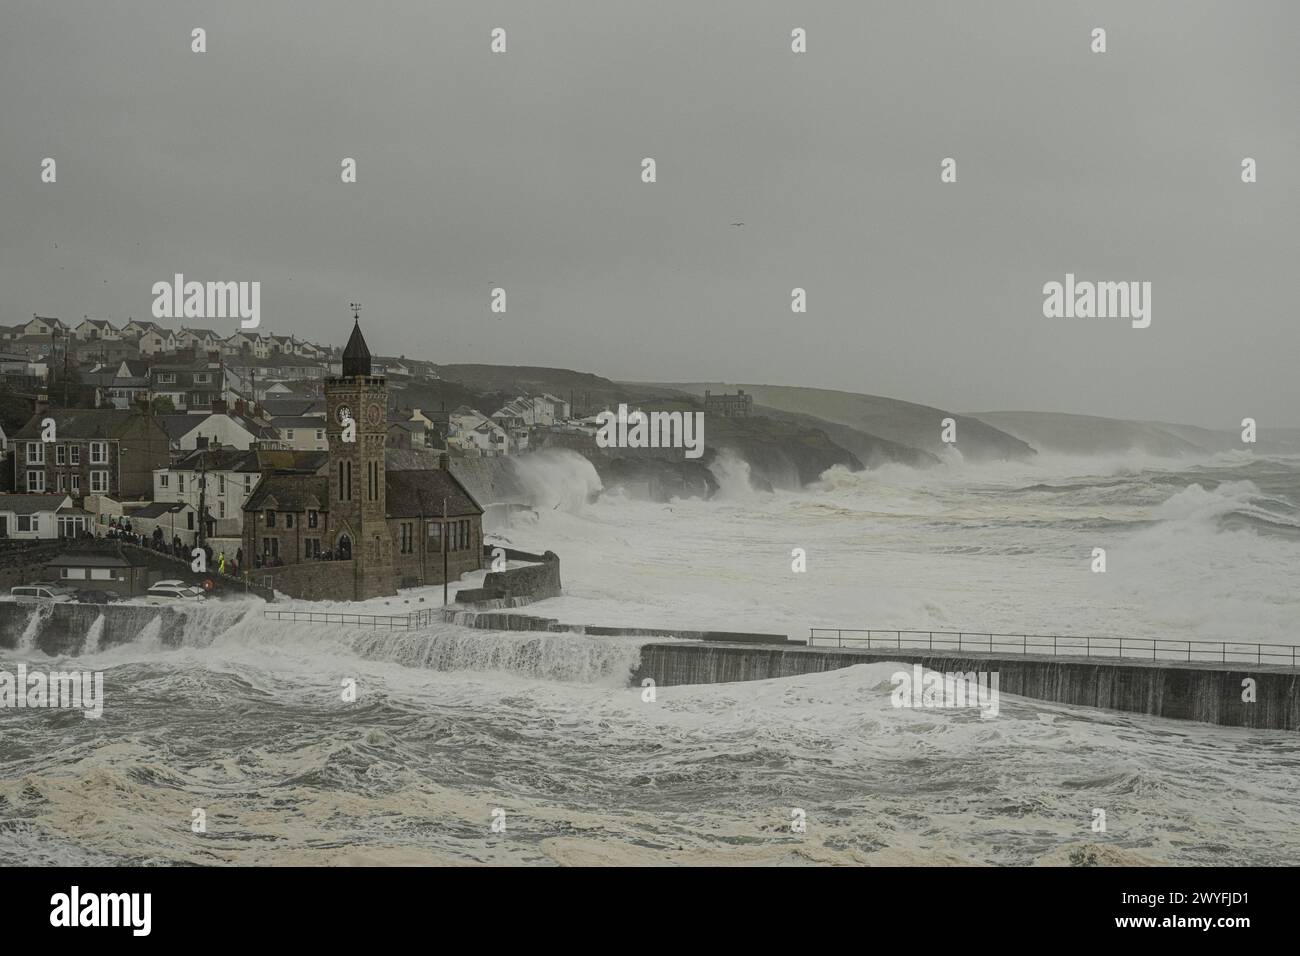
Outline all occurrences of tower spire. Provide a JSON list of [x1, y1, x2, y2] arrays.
[[341, 304, 372, 378]]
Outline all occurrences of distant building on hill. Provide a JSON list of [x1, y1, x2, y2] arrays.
[[704, 389, 753, 418]]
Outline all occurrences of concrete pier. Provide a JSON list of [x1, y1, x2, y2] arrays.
[[632, 643, 1300, 730]]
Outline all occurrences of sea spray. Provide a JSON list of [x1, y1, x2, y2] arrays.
[[18, 604, 54, 652], [83, 614, 106, 655]]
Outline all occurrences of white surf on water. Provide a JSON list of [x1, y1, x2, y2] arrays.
[[2, 449, 1299, 865]]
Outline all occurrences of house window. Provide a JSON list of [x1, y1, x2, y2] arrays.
[[158, 373, 176, 384], [368, 461, 378, 501], [400, 522, 413, 554], [57, 474, 66, 492], [285, 512, 295, 529], [56, 445, 66, 465], [71, 475, 80, 494], [262, 537, 279, 556], [448, 522, 457, 552], [90, 568, 114, 580], [26, 471, 45, 493], [61, 567, 87, 580], [244, 475, 253, 493], [187, 512, 195, 530], [306, 538, 321, 558], [285, 429, 294, 439], [308, 510, 318, 529], [218, 501, 226, 518], [194, 373, 211, 384], [316, 430, 324, 441], [70, 445, 80, 465], [218, 475, 225, 494], [160, 474, 170, 488], [460, 520, 470, 549], [266, 510, 276, 527], [90, 471, 108, 494], [27, 442, 44, 464], [90, 441, 107, 464], [427, 521, 442, 552], [17, 516, 32, 532], [178, 475, 186, 493]]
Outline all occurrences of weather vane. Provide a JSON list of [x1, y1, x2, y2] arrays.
[[349, 301, 362, 321]]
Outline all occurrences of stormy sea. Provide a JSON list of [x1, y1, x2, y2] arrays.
[[2, 449, 1299, 865]]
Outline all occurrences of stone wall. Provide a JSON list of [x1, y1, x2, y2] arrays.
[[0, 541, 69, 590], [253, 560, 357, 601], [455, 548, 561, 603]]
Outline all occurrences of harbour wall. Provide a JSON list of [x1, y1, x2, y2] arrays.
[[631, 644, 1300, 730]]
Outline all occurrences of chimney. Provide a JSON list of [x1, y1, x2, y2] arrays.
[[34, 391, 49, 416]]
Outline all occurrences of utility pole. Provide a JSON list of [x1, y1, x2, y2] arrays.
[[442, 496, 448, 606], [197, 447, 208, 550]]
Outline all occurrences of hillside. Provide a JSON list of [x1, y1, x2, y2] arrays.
[[665, 383, 1036, 462], [969, 411, 1300, 457]]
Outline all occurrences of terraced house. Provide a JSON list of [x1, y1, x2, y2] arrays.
[[13, 408, 170, 500]]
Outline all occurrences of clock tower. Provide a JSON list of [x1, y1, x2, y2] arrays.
[[325, 308, 394, 599]]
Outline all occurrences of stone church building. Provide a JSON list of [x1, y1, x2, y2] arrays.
[[242, 318, 484, 600]]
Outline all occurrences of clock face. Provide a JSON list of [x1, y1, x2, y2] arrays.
[[337, 405, 352, 424], [366, 404, 383, 426]]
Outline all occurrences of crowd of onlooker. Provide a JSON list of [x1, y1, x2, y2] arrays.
[[100, 519, 244, 577]]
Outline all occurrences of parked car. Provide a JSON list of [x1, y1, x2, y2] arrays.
[[144, 580, 207, 604], [8, 584, 78, 605], [73, 589, 118, 605]]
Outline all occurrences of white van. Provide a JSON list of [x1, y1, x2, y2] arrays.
[[9, 584, 78, 605], [144, 580, 207, 604]]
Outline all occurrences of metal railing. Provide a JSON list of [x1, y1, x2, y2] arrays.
[[807, 628, 1300, 669], [263, 608, 441, 628]]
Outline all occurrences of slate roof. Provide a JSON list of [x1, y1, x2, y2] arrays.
[[243, 474, 329, 513], [0, 494, 70, 515], [13, 408, 149, 440], [384, 448, 442, 471], [386, 469, 483, 518], [130, 501, 191, 519], [272, 416, 327, 429], [254, 449, 329, 474], [172, 448, 263, 472]]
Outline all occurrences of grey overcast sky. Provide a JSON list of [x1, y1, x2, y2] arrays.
[[1, 0, 1296, 428]]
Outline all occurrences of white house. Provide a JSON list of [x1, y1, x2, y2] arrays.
[[0, 493, 85, 540], [176, 327, 222, 351], [21, 315, 67, 337], [153, 448, 264, 536], [158, 410, 276, 452], [223, 331, 269, 359], [138, 327, 177, 355], [270, 417, 328, 450], [449, 407, 509, 456], [73, 317, 121, 341]]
